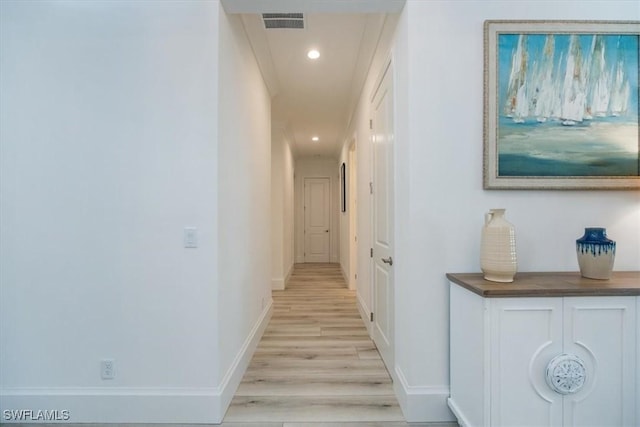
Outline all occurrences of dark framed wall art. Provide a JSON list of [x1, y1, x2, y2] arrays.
[[340, 162, 346, 212]]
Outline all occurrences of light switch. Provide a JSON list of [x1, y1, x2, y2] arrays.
[[184, 227, 198, 248]]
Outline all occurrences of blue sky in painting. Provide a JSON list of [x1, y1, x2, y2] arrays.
[[498, 33, 639, 118]]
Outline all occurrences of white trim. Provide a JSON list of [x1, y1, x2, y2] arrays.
[[0, 389, 219, 423], [394, 366, 456, 423], [0, 301, 273, 424], [285, 263, 294, 287], [221, 0, 406, 14], [340, 263, 349, 284], [448, 397, 471, 427], [217, 297, 273, 420], [272, 277, 285, 290], [272, 263, 294, 290], [357, 293, 372, 335]]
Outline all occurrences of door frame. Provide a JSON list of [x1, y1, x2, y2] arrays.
[[348, 139, 358, 290], [369, 57, 395, 370], [303, 176, 332, 263]]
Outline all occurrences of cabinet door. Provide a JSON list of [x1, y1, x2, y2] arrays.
[[490, 298, 563, 426], [563, 297, 637, 427]]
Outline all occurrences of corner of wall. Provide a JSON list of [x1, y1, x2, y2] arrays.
[[393, 366, 456, 423], [271, 278, 285, 290], [215, 299, 273, 422], [357, 293, 372, 335]]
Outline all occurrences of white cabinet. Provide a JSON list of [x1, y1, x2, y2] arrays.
[[448, 273, 639, 427]]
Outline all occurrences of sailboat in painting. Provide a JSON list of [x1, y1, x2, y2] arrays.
[[501, 33, 634, 126], [531, 35, 557, 122], [585, 35, 611, 119], [560, 35, 587, 126], [504, 34, 528, 123], [610, 39, 631, 117]]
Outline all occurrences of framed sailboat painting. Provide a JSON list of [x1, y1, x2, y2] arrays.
[[484, 20, 640, 189]]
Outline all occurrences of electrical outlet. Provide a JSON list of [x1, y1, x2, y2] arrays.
[[184, 227, 198, 248], [101, 359, 115, 380]]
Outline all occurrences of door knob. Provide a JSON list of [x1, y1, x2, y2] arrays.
[[381, 256, 393, 266], [325, 230, 329, 233]]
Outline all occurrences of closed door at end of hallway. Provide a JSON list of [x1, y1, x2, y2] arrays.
[[304, 177, 330, 263]]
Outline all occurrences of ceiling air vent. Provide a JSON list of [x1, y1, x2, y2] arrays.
[[262, 13, 305, 30]]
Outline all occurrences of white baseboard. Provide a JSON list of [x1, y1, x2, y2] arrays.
[[356, 293, 372, 335], [0, 388, 219, 423], [285, 263, 293, 287], [340, 263, 348, 283], [272, 277, 285, 290], [394, 366, 456, 423], [272, 263, 294, 290], [217, 297, 273, 421], [0, 301, 274, 424], [447, 397, 470, 427]]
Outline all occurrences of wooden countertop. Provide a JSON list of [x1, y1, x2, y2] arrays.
[[446, 271, 640, 298]]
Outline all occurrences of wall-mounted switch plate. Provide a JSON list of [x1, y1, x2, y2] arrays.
[[184, 227, 198, 248]]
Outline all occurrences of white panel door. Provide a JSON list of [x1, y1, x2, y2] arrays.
[[563, 297, 637, 427], [371, 61, 394, 369], [304, 177, 330, 263], [490, 298, 564, 426]]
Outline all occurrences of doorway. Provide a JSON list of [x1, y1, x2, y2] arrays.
[[348, 140, 358, 291], [370, 60, 395, 370], [303, 177, 331, 263]]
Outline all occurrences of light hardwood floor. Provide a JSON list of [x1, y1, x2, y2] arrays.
[[223, 264, 457, 427], [4, 265, 456, 427]]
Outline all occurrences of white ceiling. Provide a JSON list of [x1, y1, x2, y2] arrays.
[[221, 0, 405, 159]]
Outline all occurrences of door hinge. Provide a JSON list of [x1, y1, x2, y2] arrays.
[[370, 312, 374, 322], [369, 119, 373, 130], [355, 273, 358, 280], [370, 248, 373, 258], [369, 182, 373, 194]]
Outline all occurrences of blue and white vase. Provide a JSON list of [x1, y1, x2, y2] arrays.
[[576, 227, 616, 280]]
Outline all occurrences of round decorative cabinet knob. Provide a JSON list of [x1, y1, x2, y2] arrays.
[[546, 354, 586, 395]]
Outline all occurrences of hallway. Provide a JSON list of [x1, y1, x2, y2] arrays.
[[223, 263, 404, 424]]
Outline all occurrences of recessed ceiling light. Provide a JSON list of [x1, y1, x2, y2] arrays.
[[307, 49, 320, 60], [312, 136, 319, 142]]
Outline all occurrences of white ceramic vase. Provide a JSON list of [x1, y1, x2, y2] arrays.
[[481, 208, 517, 283]]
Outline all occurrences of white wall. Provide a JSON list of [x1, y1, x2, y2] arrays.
[[271, 124, 295, 289], [283, 150, 295, 276], [0, 0, 221, 422], [217, 5, 273, 419], [340, 0, 640, 422], [294, 158, 340, 264], [391, 0, 640, 422], [338, 139, 357, 290], [0, 1, 273, 423], [338, 154, 350, 282]]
